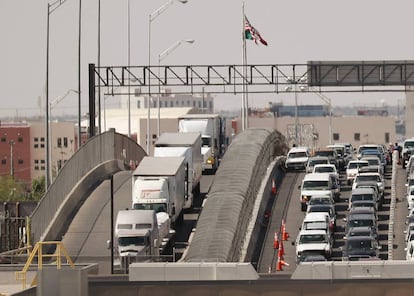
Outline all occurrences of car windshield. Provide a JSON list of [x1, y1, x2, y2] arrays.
[[309, 159, 329, 166], [356, 175, 380, 182], [348, 219, 374, 227], [299, 234, 328, 244], [309, 198, 332, 205], [351, 194, 374, 202], [404, 140, 414, 149], [348, 162, 368, 169], [314, 167, 335, 173], [348, 230, 371, 237], [315, 151, 334, 157], [118, 236, 146, 246], [303, 180, 329, 190], [290, 152, 307, 158], [308, 207, 333, 216]]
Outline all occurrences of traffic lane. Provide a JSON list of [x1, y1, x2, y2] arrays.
[[174, 174, 214, 260]]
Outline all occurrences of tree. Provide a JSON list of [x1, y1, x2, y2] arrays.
[[29, 176, 45, 202], [0, 175, 25, 202]]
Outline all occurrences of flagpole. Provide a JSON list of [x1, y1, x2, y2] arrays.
[[241, 3, 246, 131]]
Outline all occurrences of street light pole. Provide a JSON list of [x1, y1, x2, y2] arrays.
[[127, 0, 131, 137], [313, 90, 333, 145], [157, 39, 194, 137], [46, 0, 68, 189], [148, 0, 188, 154]]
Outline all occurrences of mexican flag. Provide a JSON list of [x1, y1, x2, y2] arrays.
[[244, 15, 268, 46]]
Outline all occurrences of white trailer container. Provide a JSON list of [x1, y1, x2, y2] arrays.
[[114, 209, 174, 268], [154, 132, 202, 209], [132, 156, 186, 224], [178, 114, 226, 173]]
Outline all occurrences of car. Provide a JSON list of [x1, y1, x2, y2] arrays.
[[406, 155, 414, 178], [346, 160, 369, 185], [404, 222, 414, 242], [326, 144, 348, 171], [312, 164, 341, 197], [405, 241, 414, 261], [313, 148, 339, 169], [305, 156, 330, 174], [294, 229, 333, 263], [357, 144, 384, 159], [360, 155, 384, 175], [300, 173, 337, 211], [352, 172, 384, 199], [344, 226, 377, 240], [349, 200, 378, 220], [297, 251, 328, 263], [344, 213, 378, 240], [301, 212, 334, 237], [406, 173, 414, 196], [406, 185, 414, 210], [341, 235, 381, 261], [349, 206, 378, 224], [402, 138, 414, 168], [285, 146, 310, 171], [359, 150, 386, 173], [348, 187, 378, 211], [306, 204, 336, 228]]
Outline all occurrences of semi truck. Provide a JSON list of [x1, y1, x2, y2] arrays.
[[113, 209, 175, 269], [178, 114, 227, 173], [153, 132, 202, 209], [131, 156, 186, 224]]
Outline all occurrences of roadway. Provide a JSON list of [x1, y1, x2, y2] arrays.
[[258, 162, 411, 274], [61, 170, 214, 274]]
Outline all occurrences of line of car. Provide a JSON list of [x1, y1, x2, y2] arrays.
[[286, 142, 390, 263]]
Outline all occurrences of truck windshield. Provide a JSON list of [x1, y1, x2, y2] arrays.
[[202, 136, 212, 147], [118, 236, 146, 246], [133, 203, 167, 213]]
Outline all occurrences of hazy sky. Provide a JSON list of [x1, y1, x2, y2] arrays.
[[2, 0, 414, 117]]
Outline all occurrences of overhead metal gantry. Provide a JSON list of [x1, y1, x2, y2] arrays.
[[88, 61, 414, 136]]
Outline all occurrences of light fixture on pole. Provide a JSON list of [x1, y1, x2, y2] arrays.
[[285, 76, 307, 146], [157, 39, 195, 137], [49, 89, 78, 183], [46, 0, 69, 189], [148, 0, 188, 155]]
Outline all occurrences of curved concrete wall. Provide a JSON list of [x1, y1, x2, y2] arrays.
[[30, 130, 146, 243]]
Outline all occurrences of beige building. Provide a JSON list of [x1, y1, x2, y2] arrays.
[[247, 115, 396, 151], [92, 107, 194, 155], [30, 121, 76, 181]]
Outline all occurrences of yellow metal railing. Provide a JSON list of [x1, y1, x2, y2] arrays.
[[15, 241, 75, 289]]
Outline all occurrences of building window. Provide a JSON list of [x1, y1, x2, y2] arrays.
[[57, 137, 62, 148], [35, 166, 39, 170], [40, 143, 45, 148], [41, 166, 45, 170], [193, 101, 196, 107], [137, 101, 141, 109], [209, 101, 213, 110], [40, 137, 45, 142], [18, 159, 23, 164], [41, 159, 45, 164], [1, 159, 6, 165], [57, 160, 62, 171], [1, 137, 6, 142], [35, 160, 39, 164], [64, 137, 68, 148], [18, 136, 23, 142], [34, 144, 38, 148], [34, 137, 39, 142], [187, 100, 190, 106], [333, 133, 339, 141], [354, 133, 360, 141], [198, 101, 201, 108], [170, 101, 173, 107]]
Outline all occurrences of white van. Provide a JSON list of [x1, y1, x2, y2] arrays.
[[300, 173, 337, 211]]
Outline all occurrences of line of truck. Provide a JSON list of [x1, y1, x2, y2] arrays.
[[111, 114, 229, 270]]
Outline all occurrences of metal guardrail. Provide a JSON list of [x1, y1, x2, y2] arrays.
[[15, 241, 75, 289], [388, 151, 399, 260]]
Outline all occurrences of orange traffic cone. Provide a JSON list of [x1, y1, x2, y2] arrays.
[[276, 256, 290, 271], [278, 239, 284, 257], [273, 232, 279, 249], [271, 178, 277, 195], [282, 219, 290, 241]]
